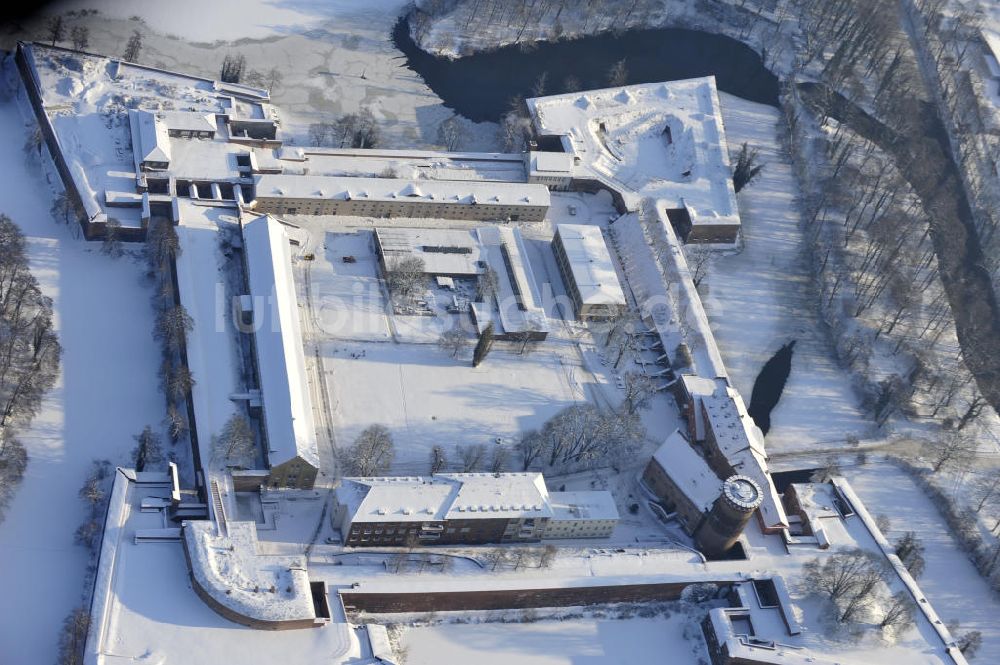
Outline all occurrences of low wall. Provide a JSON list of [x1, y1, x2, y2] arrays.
[[14, 43, 96, 239], [342, 580, 726, 614]]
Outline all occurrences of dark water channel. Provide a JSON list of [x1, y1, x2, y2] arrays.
[[748, 341, 796, 436], [392, 18, 780, 122]]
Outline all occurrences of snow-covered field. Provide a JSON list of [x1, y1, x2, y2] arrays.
[[704, 94, 870, 453], [398, 614, 706, 665], [325, 340, 586, 474], [26, 0, 497, 150], [51, 0, 407, 42], [849, 461, 1000, 664], [0, 94, 164, 663]]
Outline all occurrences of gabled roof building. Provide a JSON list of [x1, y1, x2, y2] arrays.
[[241, 215, 320, 488]]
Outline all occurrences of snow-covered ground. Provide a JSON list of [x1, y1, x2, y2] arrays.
[[22, 0, 498, 150], [0, 94, 164, 663], [849, 461, 1000, 664], [398, 614, 706, 665], [51, 0, 407, 43], [703, 94, 870, 453]]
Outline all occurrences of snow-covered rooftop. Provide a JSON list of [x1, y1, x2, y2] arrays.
[[273, 147, 528, 183], [651, 429, 721, 514], [475, 226, 550, 335], [129, 109, 172, 166], [156, 110, 218, 134], [529, 150, 574, 176], [527, 78, 741, 233], [252, 174, 551, 208], [337, 473, 555, 524], [548, 490, 619, 522], [241, 215, 319, 470], [555, 224, 626, 306], [702, 386, 787, 531], [375, 226, 483, 276]]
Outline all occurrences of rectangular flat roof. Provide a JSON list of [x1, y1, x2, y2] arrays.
[[555, 224, 627, 306], [549, 490, 619, 521], [253, 174, 551, 208], [242, 215, 319, 470], [375, 227, 483, 276], [529, 150, 574, 175], [338, 473, 554, 524]]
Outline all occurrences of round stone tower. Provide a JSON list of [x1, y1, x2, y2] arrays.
[[694, 475, 763, 558]]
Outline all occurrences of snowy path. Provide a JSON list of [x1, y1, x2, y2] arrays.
[[705, 94, 869, 453], [0, 92, 163, 663], [849, 462, 1000, 664]]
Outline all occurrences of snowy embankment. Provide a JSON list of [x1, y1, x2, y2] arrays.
[[704, 94, 869, 453], [0, 89, 163, 662], [849, 462, 1000, 665]]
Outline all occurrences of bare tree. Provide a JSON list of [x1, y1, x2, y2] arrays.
[[220, 54, 247, 83], [879, 590, 915, 631], [517, 429, 546, 471], [70, 26, 89, 51], [166, 364, 195, 402], [894, 531, 926, 578], [530, 71, 549, 97], [539, 544, 557, 568], [165, 403, 188, 444], [476, 267, 499, 302], [352, 108, 380, 148], [155, 304, 193, 354], [957, 630, 983, 658], [733, 142, 765, 193], [385, 256, 426, 301], [489, 444, 509, 474], [132, 425, 164, 472], [101, 220, 123, 258], [308, 123, 329, 146], [684, 244, 713, 288], [802, 548, 888, 623], [457, 443, 487, 472], [429, 445, 447, 474], [438, 325, 469, 358], [46, 16, 65, 45], [57, 607, 90, 665], [23, 126, 43, 157], [971, 472, 1000, 513], [923, 432, 976, 473], [472, 322, 495, 367], [122, 30, 143, 63], [620, 371, 655, 414], [264, 67, 283, 92], [607, 58, 628, 87], [215, 412, 255, 463], [50, 192, 77, 225], [436, 115, 467, 151], [811, 460, 842, 483], [343, 424, 395, 476], [562, 75, 581, 93]]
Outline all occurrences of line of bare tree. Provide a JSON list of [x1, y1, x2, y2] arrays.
[[308, 109, 381, 149]]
